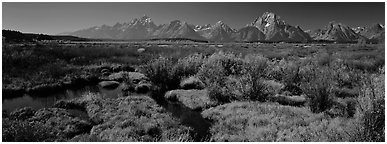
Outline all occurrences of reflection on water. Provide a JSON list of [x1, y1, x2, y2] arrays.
[[2, 84, 125, 113]]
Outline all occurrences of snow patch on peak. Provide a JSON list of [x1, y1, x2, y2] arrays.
[[216, 20, 224, 25], [377, 23, 384, 29]]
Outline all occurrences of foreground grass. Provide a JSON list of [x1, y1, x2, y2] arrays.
[[140, 44, 384, 142], [202, 101, 363, 142], [66, 93, 194, 142], [2, 42, 384, 142]]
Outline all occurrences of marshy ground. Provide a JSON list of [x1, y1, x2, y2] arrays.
[[2, 41, 385, 142]]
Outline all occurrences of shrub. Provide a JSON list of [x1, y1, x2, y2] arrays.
[[240, 74, 269, 102], [205, 73, 269, 104], [197, 52, 270, 104], [197, 51, 245, 84], [263, 80, 284, 96], [269, 59, 303, 95], [173, 53, 206, 79], [354, 73, 385, 142], [243, 54, 269, 78], [301, 66, 335, 113], [140, 56, 179, 92]]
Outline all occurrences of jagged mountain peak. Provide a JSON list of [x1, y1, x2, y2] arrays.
[[215, 20, 225, 25], [140, 14, 150, 20], [212, 20, 234, 32], [258, 12, 285, 25], [194, 20, 235, 41], [194, 24, 211, 31], [314, 21, 360, 42], [261, 12, 280, 21], [328, 21, 349, 29], [251, 12, 287, 30], [329, 21, 341, 25], [62, 13, 382, 43], [250, 12, 310, 42], [353, 23, 385, 41], [170, 20, 183, 25], [129, 15, 155, 26]]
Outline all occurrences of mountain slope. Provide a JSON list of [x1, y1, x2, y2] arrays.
[[60, 13, 382, 43], [313, 22, 361, 42], [152, 20, 204, 40], [231, 26, 265, 41], [357, 23, 385, 43], [64, 15, 157, 40], [196, 21, 236, 41]]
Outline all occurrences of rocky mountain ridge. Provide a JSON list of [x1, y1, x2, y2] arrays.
[[61, 13, 384, 43]]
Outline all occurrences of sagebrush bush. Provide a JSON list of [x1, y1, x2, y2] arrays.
[[240, 74, 269, 102], [268, 59, 303, 95], [197, 51, 245, 84], [243, 54, 269, 78], [140, 56, 180, 92], [301, 66, 335, 113], [354, 73, 385, 142], [173, 53, 206, 79], [197, 52, 269, 103]]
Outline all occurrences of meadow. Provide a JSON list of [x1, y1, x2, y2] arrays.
[[2, 40, 385, 142]]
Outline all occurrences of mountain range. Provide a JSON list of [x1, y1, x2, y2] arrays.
[[61, 12, 385, 43]]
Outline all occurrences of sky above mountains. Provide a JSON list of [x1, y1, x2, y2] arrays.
[[2, 2, 385, 35]]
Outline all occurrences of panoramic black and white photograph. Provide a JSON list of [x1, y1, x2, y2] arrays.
[[1, 1, 385, 142]]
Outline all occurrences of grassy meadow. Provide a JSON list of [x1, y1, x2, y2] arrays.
[[2, 41, 385, 142]]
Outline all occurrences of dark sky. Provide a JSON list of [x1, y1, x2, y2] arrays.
[[2, 2, 385, 35]]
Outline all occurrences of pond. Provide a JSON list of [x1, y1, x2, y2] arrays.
[[2, 84, 126, 113]]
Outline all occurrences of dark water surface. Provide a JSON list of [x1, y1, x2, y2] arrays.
[[2, 84, 125, 113]]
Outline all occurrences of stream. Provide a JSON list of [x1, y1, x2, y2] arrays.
[[2, 84, 125, 113], [2, 84, 211, 141]]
